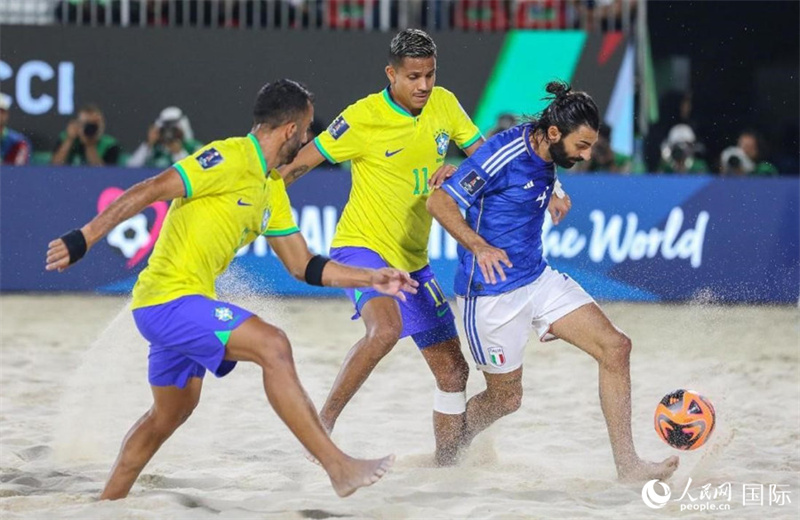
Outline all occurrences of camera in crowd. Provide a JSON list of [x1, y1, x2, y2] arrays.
[[720, 146, 754, 175], [82, 122, 100, 138], [156, 108, 187, 144]]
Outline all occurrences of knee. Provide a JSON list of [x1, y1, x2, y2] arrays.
[[492, 386, 523, 416], [364, 321, 402, 356], [150, 403, 197, 436], [434, 354, 470, 392], [599, 332, 632, 370], [258, 328, 294, 370]]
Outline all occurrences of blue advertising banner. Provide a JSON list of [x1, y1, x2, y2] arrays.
[[1, 167, 798, 303]]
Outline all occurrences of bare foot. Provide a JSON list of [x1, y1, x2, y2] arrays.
[[618, 456, 680, 483], [329, 454, 395, 498]]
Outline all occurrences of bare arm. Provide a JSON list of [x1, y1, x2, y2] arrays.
[[426, 189, 512, 285], [277, 141, 326, 188], [268, 232, 418, 297], [462, 137, 485, 157], [84, 142, 104, 166], [46, 168, 185, 271]]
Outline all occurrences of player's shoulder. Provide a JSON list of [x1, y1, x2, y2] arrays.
[[344, 91, 383, 118], [184, 135, 248, 170], [429, 86, 460, 109]]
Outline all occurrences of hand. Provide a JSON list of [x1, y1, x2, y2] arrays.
[[428, 164, 457, 190], [66, 119, 81, 140], [370, 268, 419, 302], [548, 192, 572, 225], [474, 244, 512, 284], [147, 125, 160, 146]]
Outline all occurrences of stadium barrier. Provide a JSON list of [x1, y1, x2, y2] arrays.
[[2, 166, 797, 303]]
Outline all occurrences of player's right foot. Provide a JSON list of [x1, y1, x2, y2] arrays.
[[618, 456, 680, 483], [328, 454, 395, 497]]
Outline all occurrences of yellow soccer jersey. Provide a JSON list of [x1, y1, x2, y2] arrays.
[[314, 86, 481, 272], [131, 134, 299, 309]]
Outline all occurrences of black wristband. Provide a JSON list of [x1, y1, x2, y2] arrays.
[[304, 254, 330, 286], [60, 229, 88, 265]]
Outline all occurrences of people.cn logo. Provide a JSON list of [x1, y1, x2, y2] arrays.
[[642, 479, 672, 509]]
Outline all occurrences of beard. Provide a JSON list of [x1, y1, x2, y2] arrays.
[[279, 135, 303, 166], [549, 139, 582, 169]]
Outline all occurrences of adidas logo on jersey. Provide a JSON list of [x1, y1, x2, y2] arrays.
[[523, 180, 535, 190]]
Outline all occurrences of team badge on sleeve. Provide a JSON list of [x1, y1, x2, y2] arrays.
[[196, 148, 224, 169], [459, 169, 486, 196], [328, 115, 350, 140]]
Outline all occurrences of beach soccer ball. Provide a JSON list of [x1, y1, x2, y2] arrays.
[[654, 389, 716, 450]]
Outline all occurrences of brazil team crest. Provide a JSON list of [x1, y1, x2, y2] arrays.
[[434, 130, 450, 156], [215, 307, 234, 322]]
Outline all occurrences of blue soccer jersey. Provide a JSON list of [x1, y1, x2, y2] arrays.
[[441, 123, 556, 297]]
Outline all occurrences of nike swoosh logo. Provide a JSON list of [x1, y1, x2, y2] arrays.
[[385, 148, 404, 157], [237, 198, 252, 206], [436, 308, 448, 317]]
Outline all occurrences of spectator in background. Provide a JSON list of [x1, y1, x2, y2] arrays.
[[0, 93, 32, 166], [127, 107, 203, 168], [578, 123, 631, 173], [719, 145, 754, 176], [52, 104, 121, 167], [645, 90, 696, 172], [658, 124, 709, 174], [488, 113, 518, 137], [737, 130, 779, 176]]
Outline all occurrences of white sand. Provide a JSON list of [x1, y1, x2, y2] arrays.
[[1, 294, 798, 519]]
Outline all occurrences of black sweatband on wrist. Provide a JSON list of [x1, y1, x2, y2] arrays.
[[60, 229, 88, 265], [304, 254, 331, 286]]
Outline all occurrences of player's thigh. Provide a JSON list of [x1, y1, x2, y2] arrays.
[[150, 376, 203, 422], [457, 290, 533, 374], [548, 302, 622, 360], [224, 315, 292, 364]]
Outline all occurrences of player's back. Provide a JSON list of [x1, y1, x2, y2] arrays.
[[132, 134, 276, 309], [314, 86, 482, 272], [442, 124, 555, 297]]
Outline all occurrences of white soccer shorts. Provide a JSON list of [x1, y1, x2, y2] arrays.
[[457, 266, 595, 374]]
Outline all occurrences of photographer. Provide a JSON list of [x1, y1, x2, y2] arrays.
[[52, 104, 121, 166], [657, 124, 709, 174], [126, 107, 202, 168]]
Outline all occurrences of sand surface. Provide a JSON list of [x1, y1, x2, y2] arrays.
[[1, 295, 798, 519]]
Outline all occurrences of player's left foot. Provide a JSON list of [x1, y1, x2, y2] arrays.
[[618, 456, 680, 483], [328, 454, 395, 497]]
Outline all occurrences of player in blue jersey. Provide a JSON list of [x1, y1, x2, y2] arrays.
[[427, 81, 679, 481]]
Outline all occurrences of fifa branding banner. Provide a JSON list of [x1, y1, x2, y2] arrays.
[[1, 167, 797, 303]]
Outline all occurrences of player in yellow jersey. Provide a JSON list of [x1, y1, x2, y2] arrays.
[[281, 30, 571, 465], [45, 80, 418, 500]]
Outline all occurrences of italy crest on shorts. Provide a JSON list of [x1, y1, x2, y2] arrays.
[[434, 130, 450, 156], [488, 346, 506, 367]]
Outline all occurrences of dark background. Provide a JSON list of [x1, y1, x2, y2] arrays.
[[647, 0, 799, 173]]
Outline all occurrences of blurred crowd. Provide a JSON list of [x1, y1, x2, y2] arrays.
[[2, 91, 792, 176], [47, 0, 633, 31], [1, 96, 206, 168], [486, 95, 794, 177]]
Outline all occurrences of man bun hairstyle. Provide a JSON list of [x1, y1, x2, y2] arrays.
[[389, 29, 437, 67], [535, 80, 600, 136], [253, 79, 314, 129]]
